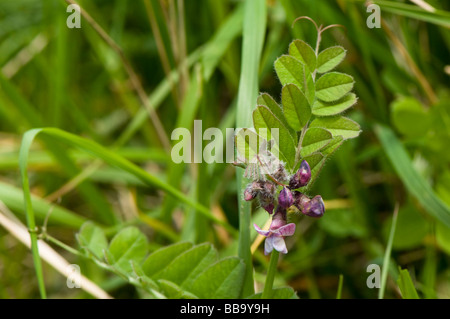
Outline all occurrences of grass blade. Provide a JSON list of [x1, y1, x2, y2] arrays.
[[336, 274, 344, 299], [0, 181, 86, 229], [19, 128, 237, 235], [236, 0, 267, 298], [379, 203, 399, 299], [375, 124, 450, 228], [397, 267, 420, 299]]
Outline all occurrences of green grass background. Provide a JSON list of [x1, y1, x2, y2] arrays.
[[0, 0, 449, 299]]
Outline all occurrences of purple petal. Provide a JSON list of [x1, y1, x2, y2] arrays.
[[298, 160, 311, 185], [262, 203, 274, 214], [253, 223, 270, 237], [277, 223, 296, 237], [264, 237, 274, 255], [272, 236, 287, 254], [303, 195, 325, 218], [244, 186, 255, 201], [278, 187, 294, 208], [269, 212, 287, 231], [289, 160, 311, 189]]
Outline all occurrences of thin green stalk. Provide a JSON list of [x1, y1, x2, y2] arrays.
[[236, 0, 267, 298], [379, 203, 399, 299], [19, 136, 46, 299], [43, 234, 84, 257], [261, 250, 279, 299], [336, 274, 344, 299]]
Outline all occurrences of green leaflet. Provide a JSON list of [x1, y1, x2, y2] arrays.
[[76, 221, 108, 259], [189, 257, 246, 299], [320, 135, 344, 156], [142, 242, 194, 277], [289, 39, 317, 72], [309, 116, 361, 140], [75, 222, 250, 299], [106, 227, 148, 274], [153, 243, 217, 288], [281, 83, 311, 132], [313, 93, 357, 116], [274, 55, 315, 104], [300, 127, 333, 158], [315, 72, 354, 102], [316, 46, 347, 74], [253, 105, 297, 168], [257, 93, 296, 140]]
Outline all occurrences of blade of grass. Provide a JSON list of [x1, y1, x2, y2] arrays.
[[50, 7, 68, 127], [379, 203, 399, 299], [19, 133, 47, 299], [397, 267, 420, 299], [160, 6, 244, 223], [375, 124, 450, 227], [336, 274, 344, 299], [40, 5, 243, 206], [0, 73, 117, 225], [374, 0, 450, 28], [236, 0, 267, 298], [19, 128, 237, 235], [63, 0, 171, 150], [380, 18, 438, 105], [0, 181, 86, 229], [144, 0, 179, 107]]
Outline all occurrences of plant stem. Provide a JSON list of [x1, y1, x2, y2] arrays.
[[336, 274, 344, 299], [19, 130, 47, 299], [261, 250, 279, 299], [379, 203, 399, 299], [236, 0, 267, 298]]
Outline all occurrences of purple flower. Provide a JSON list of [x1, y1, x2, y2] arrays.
[[258, 181, 276, 214], [302, 195, 325, 218], [244, 181, 263, 201], [244, 185, 256, 201], [253, 209, 296, 255], [262, 203, 274, 215], [293, 192, 325, 218], [278, 187, 294, 208], [289, 160, 311, 189]]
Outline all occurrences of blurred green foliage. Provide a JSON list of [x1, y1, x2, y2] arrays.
[[0, 0, 449, 299]]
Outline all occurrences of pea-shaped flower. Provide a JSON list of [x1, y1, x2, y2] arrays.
[[294, 191, 325, 218], [278, 187, 294, 208], [253, 209, 296, 255], [289, 160, 311, 189]]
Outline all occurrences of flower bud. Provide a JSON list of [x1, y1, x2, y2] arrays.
[[262, 203, 274, 215], [244, 185, 256, 201], [278, 187, 294, 208], [292, 190, 307, 206], [273, 164, 288, 183], [301, 195, 325, 218], [257, 181, 276, 214], [244, 181, 262, 201], [262, 181, 276, 196], [289, 160, 311, 189], [270, 206, 287, 230]]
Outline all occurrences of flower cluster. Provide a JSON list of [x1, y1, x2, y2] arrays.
[[246, 160, 325, 255]]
